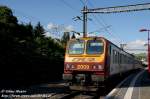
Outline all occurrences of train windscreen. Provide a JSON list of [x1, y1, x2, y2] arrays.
[[68, 40, 84, 54], [86, 40, 104, 54]]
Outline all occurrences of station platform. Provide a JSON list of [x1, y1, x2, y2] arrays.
[[106, 69, 150, 99], [132, 70, 150, 99]]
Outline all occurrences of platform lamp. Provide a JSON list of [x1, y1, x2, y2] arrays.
[[140, 29, 150, 74]]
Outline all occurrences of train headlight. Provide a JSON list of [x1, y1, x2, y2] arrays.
[[66, 64, 75, 69], [66, 64, 70, 69], [92, 64, 103, 70], [98, 65, 103, 69], [71, 65, 75, 69], [93, 66, 96, 69]]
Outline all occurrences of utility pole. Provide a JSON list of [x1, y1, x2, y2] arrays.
[[81, 3, 150, 38], [83, 6, 88, 37]]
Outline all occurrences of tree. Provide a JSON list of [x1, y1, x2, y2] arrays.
[[134, 53, 146, 61], [34, 22, 45, 38], [25, 22, 34, 38], [0, 6, 17, 24], [71, 33, 76, 39], [61, 32, 70, 48], [0, 5, 65, 87], [0, 6, 18, 41]]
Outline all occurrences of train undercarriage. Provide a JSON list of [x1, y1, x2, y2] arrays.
[[63, 71, 106, 91]]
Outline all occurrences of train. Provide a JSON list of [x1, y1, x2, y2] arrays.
[[63, 36, 142, 85]]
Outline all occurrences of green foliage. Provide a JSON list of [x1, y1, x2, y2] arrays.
[[134, 53, 147, 61], [34, 22, 45, 38], [71, 33, 76, 39], [0, 6, 17, 24], [61, 32, 70, 48], [0, 6, 65, 87]]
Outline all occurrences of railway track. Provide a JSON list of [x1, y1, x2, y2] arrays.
[[2, 81, 118, 99], [4, 71, 136, 99], [38, 82, 102, 99], [3, 84, 101, 99], [49, 90, 100, 99]]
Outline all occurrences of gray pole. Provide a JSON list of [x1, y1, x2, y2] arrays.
[[83, 6, 87, 37]]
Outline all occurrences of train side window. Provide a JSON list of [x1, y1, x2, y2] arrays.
[[123, 55, 125, 64], [118, 52, 120, 64], [127, 57, 129, 64], [117, 52, 119, 64], [118, 53, 120, 64], [122, 55, 123, 63], [113, 50, 117, 64], [113, 50, 115, 64], [115, 51, 117, 64], [115, 51, 118, 64], [119, 53, 121, 64], [126, 56, 128, 63], [115, 52, 117, 64], [122, 54, 124, 64], [125, 55, 126, 64], [120, 54, 122, 64], [129, 57, 131, 64]]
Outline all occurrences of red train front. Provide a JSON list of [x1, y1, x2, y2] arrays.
[[63, 37, 108, 84]]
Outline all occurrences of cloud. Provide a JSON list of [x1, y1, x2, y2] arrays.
[[44, 31, 62, 38], [124, 39, 147, 54], [47, 23, 55, 29], [45, 23, 75, 38], [105, 39, 147, 54], [47, 23, 74, 32], [47, 23, 59, 30], [64, 25, 74, 32], [125, 39, 146, 49]]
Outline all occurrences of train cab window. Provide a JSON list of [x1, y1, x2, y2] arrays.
[[86, 40, 104, 54], [68, 40, 84, 54]]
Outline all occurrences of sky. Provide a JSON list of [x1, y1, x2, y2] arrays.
[[1, 0, 150, 54]]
